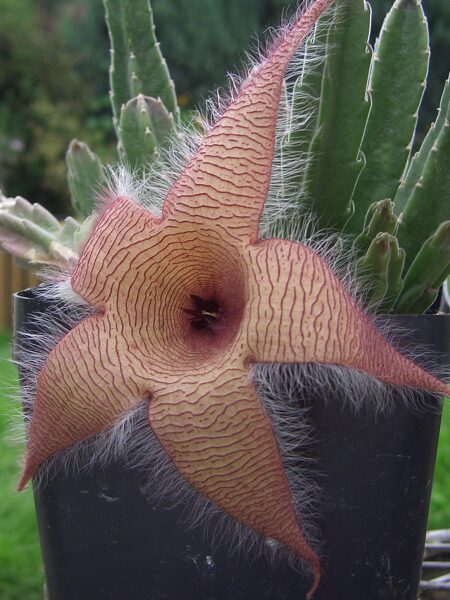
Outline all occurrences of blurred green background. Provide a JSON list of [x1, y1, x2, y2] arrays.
[[0, 0, 449, 598]]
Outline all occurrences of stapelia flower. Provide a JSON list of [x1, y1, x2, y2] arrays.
[[19, 0, 447, 596]]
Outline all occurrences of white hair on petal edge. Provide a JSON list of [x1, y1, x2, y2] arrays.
[[99, 1, 340, 239], [8, 0, 448, 580], [261, 7, 337, 236], [9, 281, 446, 581], [11, 283, 92, 442]]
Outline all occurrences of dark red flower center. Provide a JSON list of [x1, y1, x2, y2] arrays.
[[183, 294, 223, 333]]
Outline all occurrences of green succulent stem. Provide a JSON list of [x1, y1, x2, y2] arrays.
[[397, 96, 450, 270], [103, 0, 131, 129], [353, 198, 397, 256], [118, 95, 174, 172], [394, 221, 450, 314], [122, 0, 179, 120], [66, 140, 104, 219], [302, 0, 372, 230], [104, 0, 179, 135], [394, 75, 450, 215], [346, 0, 430, 234], [356, 232, 405, 310], [0, 196, 87, 271], [283, 22, 328, 189]]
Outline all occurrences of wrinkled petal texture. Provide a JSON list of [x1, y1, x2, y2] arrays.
[[21, 0, 447, 595], [246, 239, 446, 392], [149, 367, 319, 573]]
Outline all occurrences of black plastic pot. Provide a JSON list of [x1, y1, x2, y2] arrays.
[[14, 289, 449, 600]]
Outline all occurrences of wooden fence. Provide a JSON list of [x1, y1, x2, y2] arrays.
[[0, 251, 38, 331]]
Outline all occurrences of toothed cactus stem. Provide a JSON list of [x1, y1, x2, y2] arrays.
[[129, 52, 142, 98], [353, 199, 397, 256], [21, 221, 56, 253], [60, 217, 82, 249], [118, 95, 174, 171], [0, 212, 45, 245], [284, 23, 327, 181], [6, 196, 61, 232], [0, 196, 79, 270], [357, 233, 392, 306], [66, 140, 104, 219], [302, 0, 372, 230], [395, 75, 450, 215], [103, 0, 131, 129], [356, 232, 405, 310], [397, 101, 450, 270], [29, 203, 61, 233], [122, 0, 179, 121], [347, 0, 430, 233], [394, 222, 450, 314], [379, 239, 405, 313]]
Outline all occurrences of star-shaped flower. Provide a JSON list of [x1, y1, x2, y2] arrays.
[[19, 0, 447, 596]]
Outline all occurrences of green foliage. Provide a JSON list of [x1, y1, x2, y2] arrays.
[[284, 31, 327, 173], [0, 195, 90, 270], [104, 0, 179, 128], [371, 0, 450, 131], [118, 95, 174, 173], [347, 0, 430, 233], [394, 222, 450, 314], [397, 93, 450, 270], [394, 76, 450, 215], [353, 199, 398, 256], [104, 0, 179, 168], [0, 0, 182, 263], [121, 0, 179, 119], [0, 0, 113, 217], [300, 0, 372, 230], [284, 0, 449, 313], [356, 233, 405, 311], [66, 140, 104, 219]]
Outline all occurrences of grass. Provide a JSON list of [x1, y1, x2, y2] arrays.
[[0, 331, 43, 600], [430, 399, 450, 529], [0, 332, 449, 598]]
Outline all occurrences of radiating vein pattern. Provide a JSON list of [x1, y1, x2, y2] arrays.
[[21, 2, 447, 598]]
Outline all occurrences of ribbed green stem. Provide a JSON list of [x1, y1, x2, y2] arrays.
[[379, 238, 405, 312], [397, 100, 450, 270], [103, 0, 131, 129], [60, 217, 83, 248], [10, 196, 61, 232], [302, 0, 372, 230], [356, 232, 405, 309], [0, 197, 80, 270], [394, 75, 450, 215], [66, 140, 104, 219], [394, 221, 450, 313], [347, 0, 429, 234], [119, 95, 174, 172], [123, 0, 179, 120], [353, 199, 397, 256], [283, 22, 327, 193]]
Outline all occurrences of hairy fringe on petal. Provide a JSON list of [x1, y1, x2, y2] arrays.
[[8, 0, 447, 580], [9, 283, 446, 579]]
